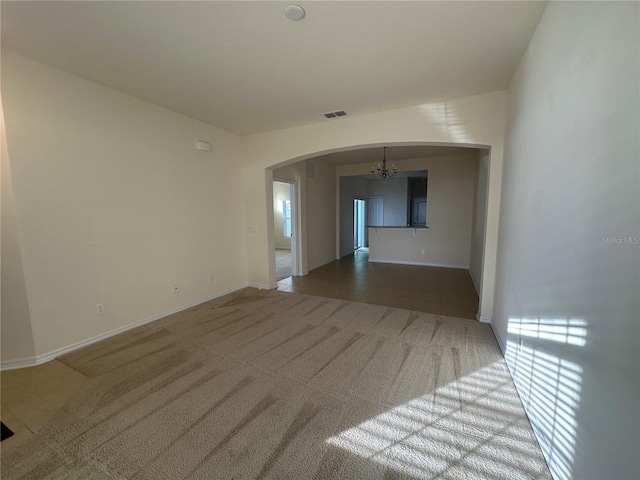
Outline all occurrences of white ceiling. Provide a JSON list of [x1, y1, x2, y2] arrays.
[[1, 1, 546, 136]]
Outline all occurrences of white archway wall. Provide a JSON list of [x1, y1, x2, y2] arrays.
[[243, 90, 507, 321]]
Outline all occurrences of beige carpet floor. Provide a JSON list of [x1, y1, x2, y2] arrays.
[[1, 289, 551, 479]]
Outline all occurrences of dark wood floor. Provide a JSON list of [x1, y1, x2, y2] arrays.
[[277, 248, 479, 320]]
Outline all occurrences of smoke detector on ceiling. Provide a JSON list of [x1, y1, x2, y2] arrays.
[[284, 4, 305, 21]]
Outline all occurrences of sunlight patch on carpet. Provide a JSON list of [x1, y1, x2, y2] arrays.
[[327, 361, 550, 478]]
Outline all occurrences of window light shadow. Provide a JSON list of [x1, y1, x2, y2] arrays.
[[506, 317, 586, 480], [508, 317, 587, 346], [419, 102, 474, 144]]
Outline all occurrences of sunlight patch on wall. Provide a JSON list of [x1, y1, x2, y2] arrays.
[[508, 317, 587, 346], [326, 360, 550, 478], [419, 102, 474, 144], [506, 317, 585, 480]]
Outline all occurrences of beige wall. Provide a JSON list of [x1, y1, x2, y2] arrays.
[[244, 91, 507, 322], [1, 97, 36, 363], [1, 51, 247, 362], [272, 182, 291, 249], [303, 160, 337, 271], [496, 2, 639, 478]]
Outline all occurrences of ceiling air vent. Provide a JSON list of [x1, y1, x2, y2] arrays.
[[324, 110, 347, 119]]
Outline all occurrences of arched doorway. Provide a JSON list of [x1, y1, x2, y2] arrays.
[[265, 142, 494, 323]]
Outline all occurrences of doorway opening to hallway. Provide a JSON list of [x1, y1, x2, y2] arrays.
[[273, 179, 297, 281]]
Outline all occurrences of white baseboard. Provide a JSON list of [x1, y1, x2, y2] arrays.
[[0, 357, 38, 371], [368, 257, 468, 269], [0, 283, 249, 371], [478, 315, 492, 324], [308, 257, 336, 272], [248, 282, 272, 290]]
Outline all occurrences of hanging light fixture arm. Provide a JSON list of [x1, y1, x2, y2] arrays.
[[371, 147, 397, 179]]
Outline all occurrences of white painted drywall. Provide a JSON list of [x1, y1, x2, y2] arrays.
[[1, 51, 247, 361], [272, 181, 291, 249], [495, 2, 639, 479], [1, 97, 36, 363], [244, 91, 507, 322], [469, 150, 488, 294], [305, 160, 337, 271]]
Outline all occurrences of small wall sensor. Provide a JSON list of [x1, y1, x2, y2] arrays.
[[195, 140, 212, 152]]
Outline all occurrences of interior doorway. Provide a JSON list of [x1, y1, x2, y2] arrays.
[[354, 199, 366, 250], [367, 196, 384, 226], [273, 179, 297, 281]]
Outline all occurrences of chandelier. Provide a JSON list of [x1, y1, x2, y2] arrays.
[[371, 147, 397, 179]]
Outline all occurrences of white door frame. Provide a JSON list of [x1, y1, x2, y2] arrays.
[[354, 198, 366, 250]]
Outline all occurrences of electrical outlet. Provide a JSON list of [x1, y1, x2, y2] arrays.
[[173, 284, 179, 294], [421, 249, 425, 255], [209, 274, 214, 285], [96, 303, 105, 315]]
